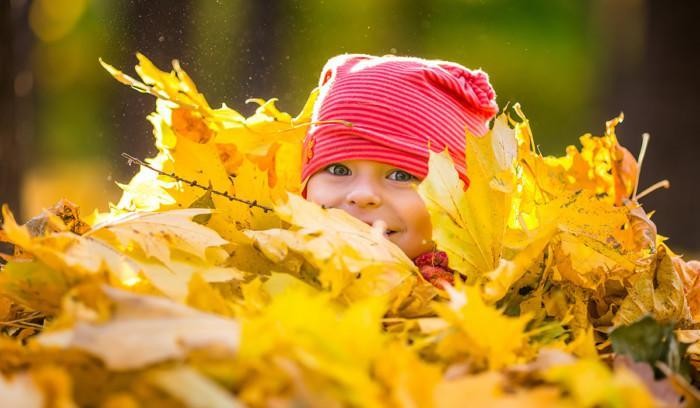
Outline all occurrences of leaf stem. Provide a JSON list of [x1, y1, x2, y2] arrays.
[[632, 133, 650, 200], [635, 180, 670, 200]]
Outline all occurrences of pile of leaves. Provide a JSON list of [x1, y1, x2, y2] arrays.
[[1, 54, 700, 407]]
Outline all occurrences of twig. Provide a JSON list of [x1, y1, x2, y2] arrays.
[[636, 179, 670, 200], [0, 313, 46, 330], [2, 312, 42, 324], [121, 153, 273, 213], [632, 133, 650, 200], [0, 321, 44, 330]]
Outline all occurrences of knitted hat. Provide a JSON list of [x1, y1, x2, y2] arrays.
[[301, 54, 499, 188]]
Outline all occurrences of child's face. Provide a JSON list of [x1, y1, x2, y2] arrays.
[[305, 160, 434, 259]]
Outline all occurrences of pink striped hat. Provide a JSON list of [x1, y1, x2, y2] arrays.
[[301, 54, 499, 188]]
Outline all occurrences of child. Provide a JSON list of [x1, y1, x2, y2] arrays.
[[301, 54, 498, 286]]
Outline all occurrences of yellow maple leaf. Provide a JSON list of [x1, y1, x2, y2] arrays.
[[87, 208, 228, 264], [2, 204, 142, 285], [103, 54, 314, 244], [135, 255, 244, 302], [101, 53, 212, 114], [488, 189, 639, 301], [614, 244, 690, 326], [214, 96, 313, 158], [418, 115, 516, 282], [517, 112, 637, 207], [2, 205, 240, 302], [432, 285, 532, 370], [481, 225, 555, 302]]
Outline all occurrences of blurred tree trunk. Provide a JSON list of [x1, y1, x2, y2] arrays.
[[111, 0, 195, 181], [188, 0, 281, 109], [600, 0, 700, 252], [0, 0, 19, 218], [641, 0, 700, 252], [242, 0, 283, 101], [0, 0, 20, 259]]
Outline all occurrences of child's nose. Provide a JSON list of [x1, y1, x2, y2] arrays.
[[346, 184, 382, 208]]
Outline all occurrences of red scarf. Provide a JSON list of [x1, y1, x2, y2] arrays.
[[413, 250, 455, 288]]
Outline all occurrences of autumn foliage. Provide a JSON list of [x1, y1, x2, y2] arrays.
[[1, 54, 699, 407]]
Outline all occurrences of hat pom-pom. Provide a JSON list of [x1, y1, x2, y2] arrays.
[[426, 62, 499, 120]]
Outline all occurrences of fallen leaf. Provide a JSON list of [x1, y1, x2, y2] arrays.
[[37, 286, 239, 370]]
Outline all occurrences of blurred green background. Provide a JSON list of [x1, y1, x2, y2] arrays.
[[2, 0, 699, 253]]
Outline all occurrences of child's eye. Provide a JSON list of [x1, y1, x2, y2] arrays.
[[326, 163, 351, 176], [387, 169, 416, 182]]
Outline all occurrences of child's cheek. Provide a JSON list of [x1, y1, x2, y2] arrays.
[[304, 174, 336, 207], [397, 195, 434, 259], [414, 208, 435, 254], [412, 195, 433, 241]]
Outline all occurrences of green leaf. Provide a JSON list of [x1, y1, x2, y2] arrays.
[[610, 315, 689, 380]]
